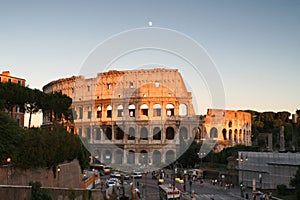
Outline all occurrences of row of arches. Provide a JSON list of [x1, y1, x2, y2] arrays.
[[94, 103, 188, 118], [78, 125, 206, 142], [222, 128, 249, 143], [94, 149, 176, 165]]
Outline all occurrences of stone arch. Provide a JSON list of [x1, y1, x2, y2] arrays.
[[179, 127, 188, 139], [222, 128, 227, 140], [166, 127, 175, 140], [210, 127, 218, 138], [128, 150, 135, 164], [234, 129, 238, 142], [140, 150, 148, 165], [228, 121, 232, 128], [128, 127, 135, 140], [107, 105, 112, 118], [166, 104, 174, 116], [105, 127, 112, 140], [116, 126, 124, 140], [129, 104, 136, 117], [153, 150, 161, 165], [179, 103, 188, 116], [239, 129, 242, 142], [166, 150, 175, 164], [153, 127, 161, 140], [153, 104, 162, 117], [229, 129, 232, 141], [140, 104, 149, 116], [193, 127, 201, 139], [115, 149, 123, 164], [117, 105, 123, 117], [140, 127, 148, 140]]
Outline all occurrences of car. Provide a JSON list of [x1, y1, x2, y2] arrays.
[[131, 172, 142, 179], [104, 166, 111, 175], [106, 180, 116, 187], [110, 171, 121, 178], [122, 173, 130, 180]]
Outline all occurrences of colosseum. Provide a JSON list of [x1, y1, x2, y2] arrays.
[[43, 68, 251, 168]]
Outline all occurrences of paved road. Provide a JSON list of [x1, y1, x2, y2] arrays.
[[98, 173, 253, 200]]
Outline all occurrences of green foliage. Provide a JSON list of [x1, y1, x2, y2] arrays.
[[277, 184, 288, 196], [0, 111, 25, 164], [290, 166, 300, 199], [13, 125, 89, 171], [68, 188, 76, 200], [29, 181, 52, 200]]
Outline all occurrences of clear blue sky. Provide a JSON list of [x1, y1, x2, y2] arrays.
[[1, 0, 300, 117]]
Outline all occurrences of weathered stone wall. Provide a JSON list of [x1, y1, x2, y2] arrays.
[[0, 160, 82, 189], [0, 186, 104, 200]]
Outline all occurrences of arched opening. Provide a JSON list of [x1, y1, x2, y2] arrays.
[[128, 127, 135, 140], [95, 126, 101, 140], [166, 127, 175, 140], [210, 127, 218, 138], [115, 150, 123, 164], [129, 104, 135, 117], [116, 126, 124, 140], [153, 127, 161, 140], [117, 105, 123, 117], [140, 150, 148, 165], [166, 150, 175, 164], [228, 121, 232, 128], [86, 127, 91, 141], [229, 129, 232, 141], [222, 128, 227, 140], [107, 105, 112, 118], [239, 129, 242, 142], [179, 127, 188, 139], [193, 127, 200, 139], [153, 150, 161, 165], [140, 104, 149, 116], [179, 104, 188, 116], [153, 104, 162, 117], [96, 106, 102, 118], [234, 129, 238, 142], [243, 129, 246, 143], [140, 127, 148, 140], [128, 150, 135, 164], [105, 127, 112, 140], [166, 104, 174, 116]]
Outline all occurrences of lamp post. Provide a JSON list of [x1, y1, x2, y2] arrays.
[[237, 153, 248, 197], [259, 174, 262, 191], [6, 157, 11, 185], [57, 166, 61, 187]]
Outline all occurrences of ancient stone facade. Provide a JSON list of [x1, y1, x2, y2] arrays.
[[43, 68, 252, 168], [204, 109, 252, 151], [0, 71, 26, 127]]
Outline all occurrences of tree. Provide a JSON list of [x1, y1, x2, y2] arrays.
[[0, 111, 25, 163], [290, 166, 300, 199], [25, 88, 44, 128]]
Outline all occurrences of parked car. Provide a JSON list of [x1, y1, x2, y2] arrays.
[[121, 173, 130, 180], [110, 171, 121, 178], [131, 172, 142, 179]]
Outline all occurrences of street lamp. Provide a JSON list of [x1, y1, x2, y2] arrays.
[[237, 153, 248, 197], [197, 152, 206, 169], [6, 157, 11, 185], [57, 166, 61, 187], [259, 174, 262, 191]]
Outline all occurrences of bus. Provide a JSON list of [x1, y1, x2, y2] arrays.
[[158, 184, 181, 200]]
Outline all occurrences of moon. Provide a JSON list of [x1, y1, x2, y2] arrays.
[[148, 21, 153, 27]]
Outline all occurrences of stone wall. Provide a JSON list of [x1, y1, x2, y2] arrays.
[[0, 160, 82, 189], [0, 185, 104, 200]]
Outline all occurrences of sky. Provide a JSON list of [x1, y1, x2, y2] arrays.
[[0, 1, 299, 126]]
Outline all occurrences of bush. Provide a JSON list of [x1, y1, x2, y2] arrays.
[[277, 184, 287, 196]]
